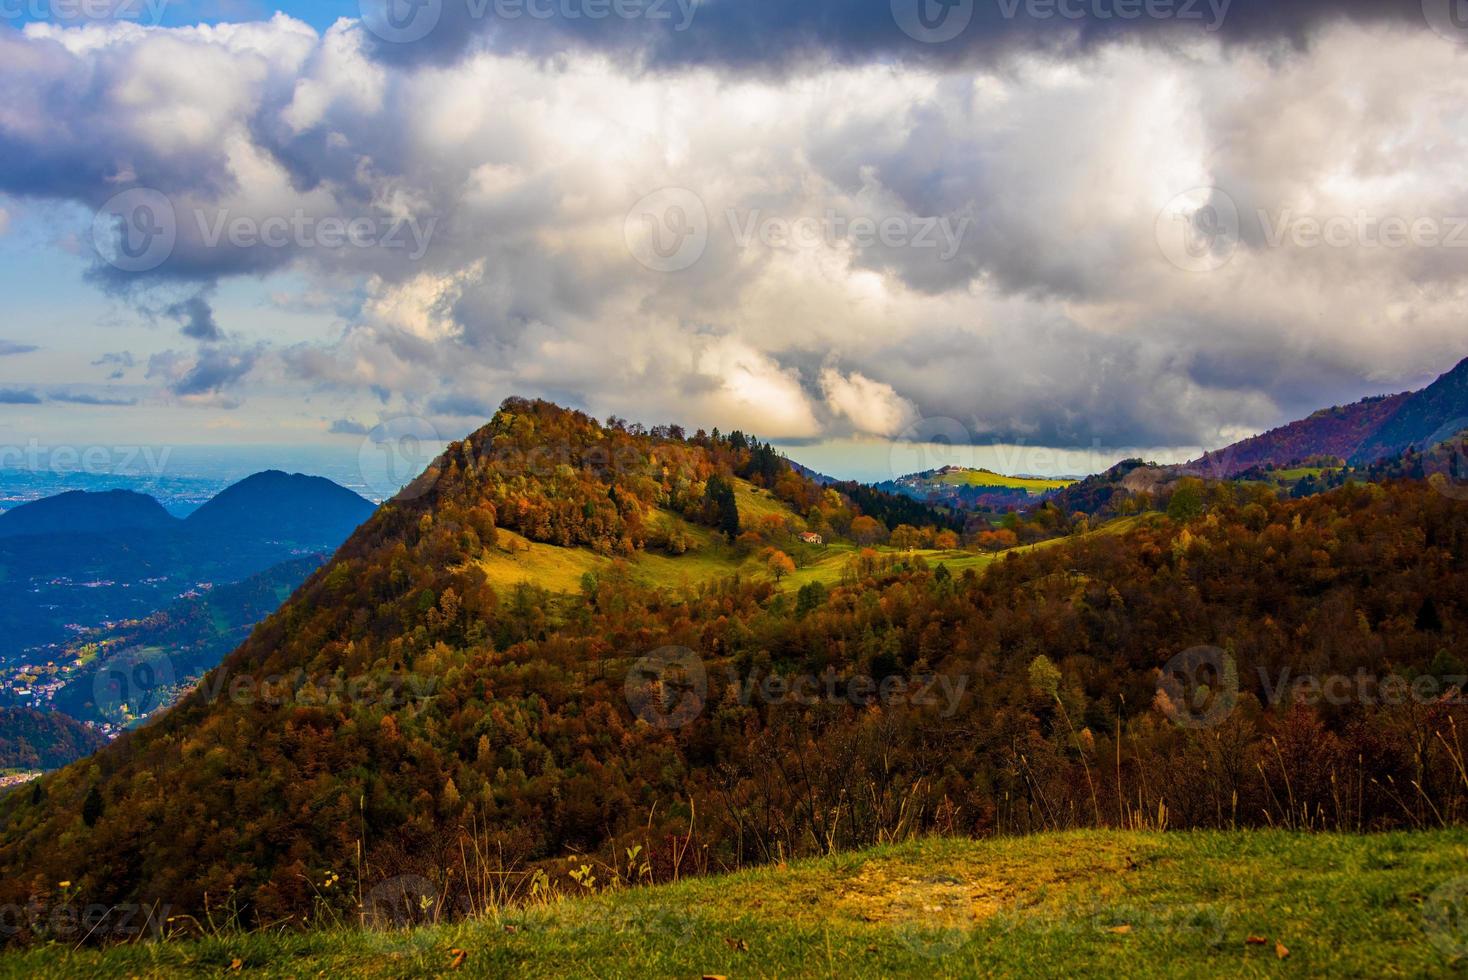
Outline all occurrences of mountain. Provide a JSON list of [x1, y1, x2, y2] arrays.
[[0, 708, 106, 771], [1, 398, 1464, 935], [1350, 357, 1468, 464], [1189, 356, 1468, 477], [0, 489, 175, 539], [0, 474, 374, 662], [184, 471, 375, 548], [1188, 394, 1410, 478]]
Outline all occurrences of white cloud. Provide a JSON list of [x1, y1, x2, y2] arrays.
[[2, 18, 1466, 447]]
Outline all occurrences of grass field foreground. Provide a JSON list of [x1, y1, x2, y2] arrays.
[[6, 830, 1467, 978]]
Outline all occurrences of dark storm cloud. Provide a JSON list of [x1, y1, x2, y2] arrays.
[[362, 0, 1431, 72], [166, 295, 224, 341], [147, 345, 262, 399]]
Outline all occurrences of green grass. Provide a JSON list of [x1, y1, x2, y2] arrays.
[[933, 469, 1075, 492], [9, 830, 1466, 978]]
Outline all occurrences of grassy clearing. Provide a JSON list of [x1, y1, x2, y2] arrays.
[[9, 830, 1465, 978], [933, 469, 1075, 492]]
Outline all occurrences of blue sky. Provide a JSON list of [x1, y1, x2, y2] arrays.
[[0, 0, 1463, 480]]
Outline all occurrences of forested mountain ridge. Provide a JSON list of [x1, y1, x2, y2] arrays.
[[1188, 356, 1468, 477], [0, 399, 1464, 941]]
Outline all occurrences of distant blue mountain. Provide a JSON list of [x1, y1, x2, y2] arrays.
[[0, 472, 376, 662], [184, 470, 376, 547], [0, 489, 175, 539]]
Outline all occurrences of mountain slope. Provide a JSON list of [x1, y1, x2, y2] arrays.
[[0, 399, 1464, 937], [1351, 356, 1468, 464], [1187, 393, 1409, 478], [0, 489, 176, 539], [184, 470, 375, 547]]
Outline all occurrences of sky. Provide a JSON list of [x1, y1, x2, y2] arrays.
[[1, 0, 1467, 483]]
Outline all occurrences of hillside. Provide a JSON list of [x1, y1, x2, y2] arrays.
[[0, 399, 1464, 939], [0, 708, 105, 772], [1352, 356, 1468, 464], [1187, 394, 1410, 478], [0, 489, 175, 538], [1189, 355, 1468, 477], [877, 466, 1074, 511], [5, 830, 1465, 977]]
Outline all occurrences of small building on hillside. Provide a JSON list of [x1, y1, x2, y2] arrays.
[[799, 531, 823, 545]]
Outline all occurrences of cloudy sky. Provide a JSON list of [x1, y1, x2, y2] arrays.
[[1, 0, 1466, 479]]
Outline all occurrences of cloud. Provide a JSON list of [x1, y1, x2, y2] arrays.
[[328, 418, 370, 435], [359, 0, 1429, 74], [146, 343, 263, 404], [48, 391, 139, 406], [165, 294, 223, 341], [820, 368, 918, 438], [0, 340, 38, 356], [0, 389, 41, 404], [426, 394, 494, 418], [2, 17, 1466, 450]]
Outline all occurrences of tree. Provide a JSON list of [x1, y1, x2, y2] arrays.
[[850, 515, 885, 546], [1167, 478, 1206, 523], [763, 548, 795, 582]]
